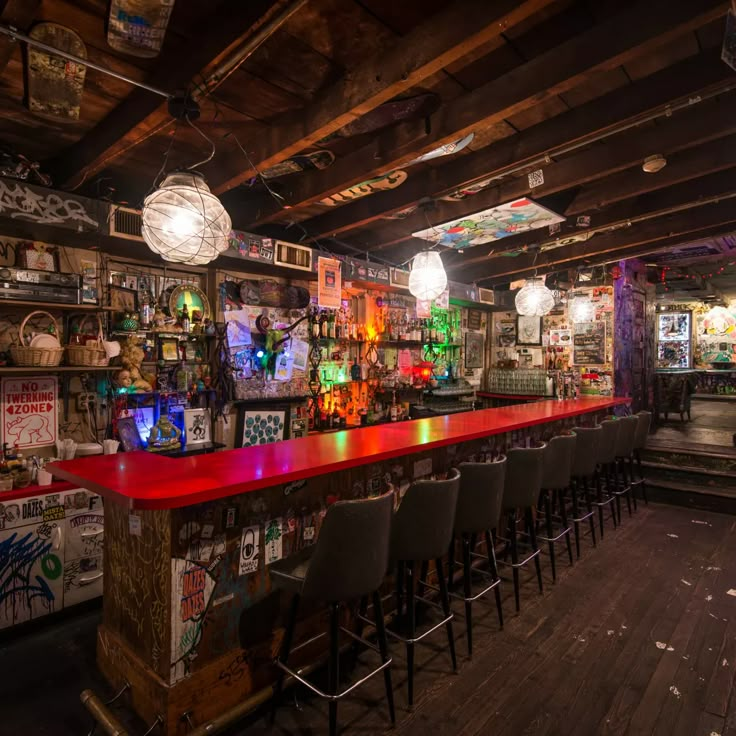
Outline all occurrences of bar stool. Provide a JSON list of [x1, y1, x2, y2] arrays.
[[569, 426, 601, 558], [611, 415, 640, 522], [632, 410, 652, 505], [593, 418, 620, 537], [384, 469, 460, 707], [449, 459, 506, 657], [538, 434, 576, 582], [269, 492, 395, 736], [499, 444, 546, 613]]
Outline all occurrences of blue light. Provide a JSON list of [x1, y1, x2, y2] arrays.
[[256, 350, 264, 358]]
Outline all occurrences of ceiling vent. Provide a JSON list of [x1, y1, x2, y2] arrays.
[[109, 205, 144, 242], [273, 241, 313, 271], [478, 287, 495, 305], [390, 268, 410, 288]]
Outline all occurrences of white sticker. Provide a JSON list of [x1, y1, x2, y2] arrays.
[[303, 526, 315, 541], [129, 514, 142, 536], [238, 525, 260, 576], [264, 518, 283, 565]]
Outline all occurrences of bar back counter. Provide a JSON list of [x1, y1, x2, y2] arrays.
[[50, 397, 627, 735]]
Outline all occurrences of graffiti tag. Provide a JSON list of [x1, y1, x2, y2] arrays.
[[0, 179, 99, 229]]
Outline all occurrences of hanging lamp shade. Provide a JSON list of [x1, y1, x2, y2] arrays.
[[142, 171, 232, 266], [409, 250, 447, 301], [515, 277, 555, 316], [569, 293, 594, 322]]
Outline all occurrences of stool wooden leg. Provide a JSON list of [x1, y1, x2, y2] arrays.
[[570, 482, 581, 559], [372, 591, 396, 725], [636, 450, 648, 505], [328, 602, 340, 736], [485, 530, 503, 629], [610, 463, 621, 526], [543, 491, 556, 583], [559, 489, 574, 567], [462, 535, 473, 657], [436, 556, 457, 670], [582, 478, 597, 548], [595, 469, 605, 538], [509, 512, 520, 613], [271, 593, 300, 724], [622, 459, 633, 517], [406, 560, 416, 708], [526, 507, 543, 594], [447, 536, 456, 591]]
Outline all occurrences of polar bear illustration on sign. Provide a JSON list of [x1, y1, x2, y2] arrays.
[[6, 416, 54, 445]]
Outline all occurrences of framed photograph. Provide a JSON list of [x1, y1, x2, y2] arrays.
[[184, 408, 211, 446], [159, 337, 180, 362], [464, 331, 484, 369], [109, 284, 138, 313], [235, 404, 289, 448], [117, 416, 143, 453], [516, 315, 542, 346]]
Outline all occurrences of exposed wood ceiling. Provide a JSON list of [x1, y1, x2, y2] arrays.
[[0, 0, 734, 288]]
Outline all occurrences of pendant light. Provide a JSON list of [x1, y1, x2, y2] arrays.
[[409, 250, 447, 301], [141, 96, 231, 266], [515, 276, 555, 316]]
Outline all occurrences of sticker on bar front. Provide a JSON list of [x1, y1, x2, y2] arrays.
[[129, 514, 142, 536], [265, 518, 283, 565], [238, 525, 260, 576]]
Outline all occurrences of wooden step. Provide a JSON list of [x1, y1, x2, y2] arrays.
[[641, 460, 736, 490], [645, 476, 736, 515]]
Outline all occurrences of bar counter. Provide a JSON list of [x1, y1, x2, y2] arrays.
[[50, 397, 626, 509], [48, 397, 627, 735]]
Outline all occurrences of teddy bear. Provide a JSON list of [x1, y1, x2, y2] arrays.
[[116, 337, 154, 392]]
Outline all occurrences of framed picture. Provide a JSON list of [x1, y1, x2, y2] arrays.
[[16, 242, 59, 271], [109, 284, 138, 313], [117, 416, 143, 452], [235, 405, 289, 448], [183, 408, 211, 446], [159, 337, 180, 362], [464, 331, 484, 369], [467, 309, 483, 331], [516, 315, 542, 346]]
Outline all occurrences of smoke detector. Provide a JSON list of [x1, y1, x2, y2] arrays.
[[642, 154, 667, 173]]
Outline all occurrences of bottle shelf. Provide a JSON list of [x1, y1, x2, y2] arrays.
[[0, 299, 116, 312]]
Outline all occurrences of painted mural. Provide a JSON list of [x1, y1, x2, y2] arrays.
[[412, 198, 564, 249]]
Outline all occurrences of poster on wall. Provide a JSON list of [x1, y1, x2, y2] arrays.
[[241, 410, 285, 446], [238, 525, 260, 576], [1, 376, 57, 449], [318, 256, 342, 308], [573, 321, 606, 365]]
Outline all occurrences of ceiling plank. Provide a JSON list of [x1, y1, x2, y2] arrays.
[[452, 199, 736, 284], [0, 0, 41, 72], [232, 0, 726, 223], [207, 0, 558, 194], [297, 54, 736, 241], [46, 0, 298, 188]]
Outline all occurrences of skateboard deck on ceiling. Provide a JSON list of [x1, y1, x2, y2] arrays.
[[320, 170, 408, 207], [239, 279, 311, 309], [440, 175, 495, 202], [407, 133, 475, 166], [27, 23, 86, 122], [107, 0, 176, 58], [259, 150, 335, 180]]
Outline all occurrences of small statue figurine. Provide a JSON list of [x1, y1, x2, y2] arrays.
[[147, 415, 182, 452]]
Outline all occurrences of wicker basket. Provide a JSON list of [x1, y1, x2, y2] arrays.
[[66, 314, 109, 367], [10, 310, 64, 367]]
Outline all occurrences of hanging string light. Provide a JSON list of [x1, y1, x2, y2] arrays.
[[409, 250, 447, 301], [515, 276, 555, 316], [142, 96, 232, 266]]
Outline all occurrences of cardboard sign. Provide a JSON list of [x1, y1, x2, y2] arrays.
[[1, 376, 57, 449], [318, 257, 342, 308]]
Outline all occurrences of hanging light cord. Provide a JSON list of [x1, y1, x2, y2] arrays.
[[186, 115, 216, 170]]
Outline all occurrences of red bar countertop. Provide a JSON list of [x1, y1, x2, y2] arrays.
[[48, 397, 628, 510]]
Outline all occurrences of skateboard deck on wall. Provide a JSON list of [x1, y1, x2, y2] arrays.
[[27, 24, 87, 122], [258, 150, 335, 180], [440, 175, 495, 202], [320, 170, 408, 207], [107, 0, 176, 58], [239, 280, 311, 309], [319, 93, 440, 142]]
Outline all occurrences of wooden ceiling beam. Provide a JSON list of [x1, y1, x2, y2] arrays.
[[232, 0, 726, 225], [356, 92, 736, 257], [46, 0, 294, 188], [451, 199, 736, 285], [208, 0, 558, 194], [0, 0, 41, 72], [298, 54, 735, 241]]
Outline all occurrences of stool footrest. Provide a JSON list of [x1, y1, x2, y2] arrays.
[[363, 611, 453, 646], [571, 510, 595, 523], [538, 526, 572, 543], [593, 497, 615, 508], [449, 576, 501, 604], [497, 547, 540, 569]]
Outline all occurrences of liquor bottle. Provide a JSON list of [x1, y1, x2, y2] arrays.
[[311, 307, 320, 338], [328, 311, 336, 339], [390, 391, 398, 422], [351, 359, 361, 381], [319, 310, 328, 338], [180, 303, 191, 333], [335, 310, 342, 339], [140, 295, 152, 330], [332, 405, 340, 429], [360, 355, 369, 380]]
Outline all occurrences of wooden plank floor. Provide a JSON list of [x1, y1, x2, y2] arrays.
[[250, 504, 736, 736], [651, 398, 736, 454]]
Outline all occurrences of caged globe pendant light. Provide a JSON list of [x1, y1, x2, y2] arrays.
[[409, 250, 448, 301], [142, 96, 232, 266], [515, 276, 555, 316]]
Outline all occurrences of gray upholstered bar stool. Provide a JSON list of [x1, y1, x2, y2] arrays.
[[448, 459, 506, 657], [592, 418, 620, 537], [499, 444, 546, 613], [269, 492, 395, 736], [385, 469, 460, 707], [569, 425, 601, 558], [611, 415, 640, 522], [632, 410, 652, 505], [538, 433, 576, 582]]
